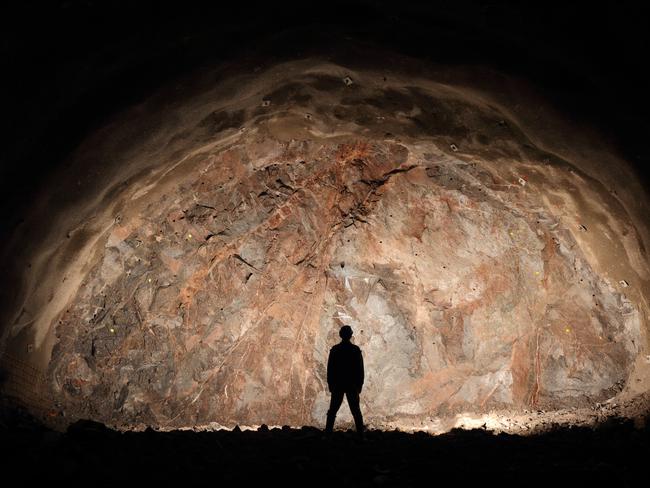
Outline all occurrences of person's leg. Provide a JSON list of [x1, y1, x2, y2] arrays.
[[325, 390, 344, 433], [345, 389, 364, 436]]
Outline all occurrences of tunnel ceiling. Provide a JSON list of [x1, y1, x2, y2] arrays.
[[1, 54, 648, 432]]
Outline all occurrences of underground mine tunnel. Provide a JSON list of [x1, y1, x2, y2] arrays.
[[1, 1, 649, 484]]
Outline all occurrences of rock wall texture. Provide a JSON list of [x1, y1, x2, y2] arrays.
[[2, 57, 649, 430]]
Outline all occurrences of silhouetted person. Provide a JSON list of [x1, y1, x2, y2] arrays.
[[324, 325, 365, 438]]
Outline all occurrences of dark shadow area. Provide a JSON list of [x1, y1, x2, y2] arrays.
[[1, 400, 647, 487]]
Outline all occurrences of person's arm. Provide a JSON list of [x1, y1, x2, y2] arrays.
[[358, 348, 364, 393], [327, 348, 333, 392]]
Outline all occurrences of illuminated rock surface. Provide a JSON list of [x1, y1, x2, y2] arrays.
[[1, 57, 649, 431]]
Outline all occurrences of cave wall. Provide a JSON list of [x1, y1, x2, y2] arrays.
[[1, 56, 648, 430]]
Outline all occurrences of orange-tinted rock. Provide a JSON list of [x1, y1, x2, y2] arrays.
[[1, 58, 647, 432]]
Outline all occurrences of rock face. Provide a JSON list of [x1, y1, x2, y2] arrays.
[[2, 58, 648, 431]]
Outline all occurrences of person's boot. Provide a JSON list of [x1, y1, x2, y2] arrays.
[[353, 414, 365, 441], [355, 422, 365, 441], [322, 413, 335, 440]]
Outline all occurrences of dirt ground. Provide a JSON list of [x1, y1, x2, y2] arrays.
[[1, 400, 648, 487]]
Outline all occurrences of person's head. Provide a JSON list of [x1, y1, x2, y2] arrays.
[[339, 325, 353, 341]]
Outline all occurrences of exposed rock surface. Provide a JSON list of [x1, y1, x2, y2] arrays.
[[1, 56, 648, 431]]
